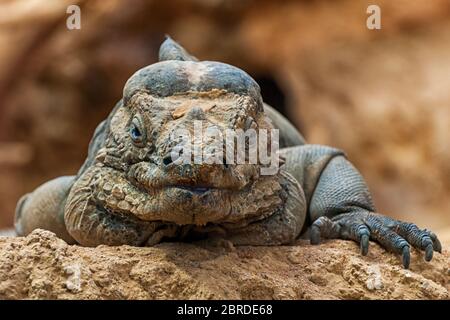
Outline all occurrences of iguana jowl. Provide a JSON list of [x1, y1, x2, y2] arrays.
[[14, 38, 441, 268]]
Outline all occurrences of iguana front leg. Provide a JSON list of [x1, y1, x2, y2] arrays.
[[280, 145, 442, 269], [15, 176, 76, 243]]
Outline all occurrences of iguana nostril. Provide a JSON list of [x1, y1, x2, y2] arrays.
[[163, 155, 173, 166]]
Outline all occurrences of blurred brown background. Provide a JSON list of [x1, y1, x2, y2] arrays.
[[0, 0, 449, 241]]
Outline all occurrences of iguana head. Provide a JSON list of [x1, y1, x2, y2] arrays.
[[80, 38, 285, 226]]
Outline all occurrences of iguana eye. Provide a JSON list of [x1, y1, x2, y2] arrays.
[[129, 116, 145, 145], [130, 124, 141, 140]]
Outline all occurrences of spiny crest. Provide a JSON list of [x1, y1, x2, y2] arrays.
[[158, 36, 199, 62]]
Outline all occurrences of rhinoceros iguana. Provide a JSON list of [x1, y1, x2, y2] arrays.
[[14, 37, 441, 269]]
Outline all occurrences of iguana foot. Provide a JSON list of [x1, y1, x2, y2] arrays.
[[310, 210, 442, 269]]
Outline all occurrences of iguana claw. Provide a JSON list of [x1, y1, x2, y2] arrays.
[[310, 211, 442, 269]]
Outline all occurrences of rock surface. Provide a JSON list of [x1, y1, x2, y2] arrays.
[[0, 229, 448, 300]]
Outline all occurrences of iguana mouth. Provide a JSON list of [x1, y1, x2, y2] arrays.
[[84, 162, 283, 226], [169, 185, 213, 195], [128, 161, 259, 192]]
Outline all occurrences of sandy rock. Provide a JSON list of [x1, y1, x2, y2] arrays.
[[0, 229, 448, 300]]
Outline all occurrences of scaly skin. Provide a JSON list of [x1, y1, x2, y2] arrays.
[[14, 37, 441, 268]]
